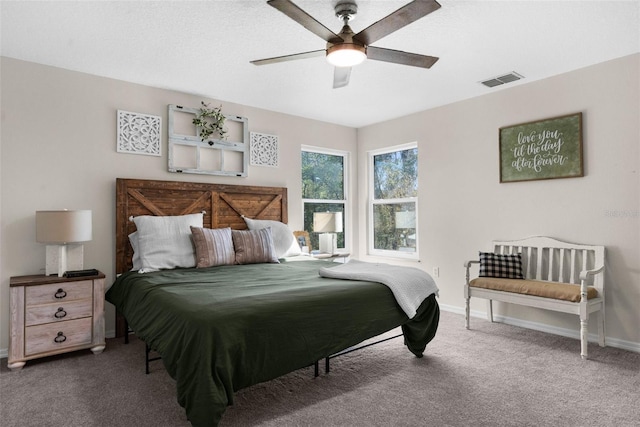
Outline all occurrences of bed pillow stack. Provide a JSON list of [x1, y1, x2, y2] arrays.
[[129, 214, 297, 272]]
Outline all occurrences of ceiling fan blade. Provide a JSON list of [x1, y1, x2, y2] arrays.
[[268, 0, 342, 43], [333, 67, 352, 89], [251, 49, 325, 66], [354, 0, 441, 46], [367, 46, 439, 68]]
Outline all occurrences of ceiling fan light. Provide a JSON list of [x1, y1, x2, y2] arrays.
[[326, 44, 366, 67]]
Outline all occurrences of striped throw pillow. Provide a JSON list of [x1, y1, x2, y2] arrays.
[[232, 228, 280, 265], [190, 227, 236, 268]]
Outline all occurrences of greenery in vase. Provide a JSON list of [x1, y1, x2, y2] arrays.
[[192, 102, 227, 142]]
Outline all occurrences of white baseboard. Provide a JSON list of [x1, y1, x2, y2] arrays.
[[439, 303, 640, 354]]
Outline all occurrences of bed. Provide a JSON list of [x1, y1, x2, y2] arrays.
[[106, 178, 439, 426]]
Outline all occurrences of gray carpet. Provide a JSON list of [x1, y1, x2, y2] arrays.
[[1, 311, 638, 426]]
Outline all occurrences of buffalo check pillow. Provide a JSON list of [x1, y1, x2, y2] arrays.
[[478, 252, 524, 279]]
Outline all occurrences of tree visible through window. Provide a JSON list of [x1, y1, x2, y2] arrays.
[[369, 144, 418, 257], [301, 148, 347, 251]]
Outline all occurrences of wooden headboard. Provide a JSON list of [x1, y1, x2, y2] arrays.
[[116, 178, 288, 274]]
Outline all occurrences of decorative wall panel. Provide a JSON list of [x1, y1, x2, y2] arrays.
[[117, 110, 161, 156], [250, 132, 279, 167]]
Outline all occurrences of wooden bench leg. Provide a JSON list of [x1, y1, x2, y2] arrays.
[[465, 296, 470, 329], [580, 316, 589, 360], [597, 308, 606, 347]]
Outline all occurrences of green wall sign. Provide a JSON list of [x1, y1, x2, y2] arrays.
[[499, 112, 583, 183]]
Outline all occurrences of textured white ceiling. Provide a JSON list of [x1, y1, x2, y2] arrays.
[[1, 0, 639, 127]]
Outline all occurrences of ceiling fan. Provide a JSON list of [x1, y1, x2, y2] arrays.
[[251, 0, 441, 88]]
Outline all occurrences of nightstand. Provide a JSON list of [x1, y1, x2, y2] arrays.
[[8, 272, 106, 370]]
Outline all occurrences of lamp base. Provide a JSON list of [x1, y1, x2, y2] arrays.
[[45, 244, 84, 277], [319, 233, 337, 255]]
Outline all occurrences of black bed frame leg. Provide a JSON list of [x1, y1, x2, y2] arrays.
[[314, 361, 319, 377], [325, 357, 330, 374], [145, 343, 151, 375], [124, 318, 129, 344]]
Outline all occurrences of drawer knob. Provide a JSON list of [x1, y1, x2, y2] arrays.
[[54, 288, 67, 299], [54, 307, 67, 319], [54, 331, 67, 344]]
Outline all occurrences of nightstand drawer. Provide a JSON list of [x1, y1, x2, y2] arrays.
[[26, 280, 93, 306], [25, 299, 93, 327], [25, 317, 92, 356]]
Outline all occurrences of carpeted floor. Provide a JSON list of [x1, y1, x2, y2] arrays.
[[1, 310, 638, 426]]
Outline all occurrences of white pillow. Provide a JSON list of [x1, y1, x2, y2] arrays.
[[242, 216, 301, 258], [132, 213, 203, 273], [128, 232, 143, 271]]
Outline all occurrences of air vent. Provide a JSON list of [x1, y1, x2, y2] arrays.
[[480, 72, 524, 88]]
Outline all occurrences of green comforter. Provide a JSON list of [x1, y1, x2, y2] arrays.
[[105, 260, 439, 426]]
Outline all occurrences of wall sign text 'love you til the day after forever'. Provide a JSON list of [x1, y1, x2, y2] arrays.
[[499, 112, 583, 183]]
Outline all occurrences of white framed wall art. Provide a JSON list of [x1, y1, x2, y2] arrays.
[[250, 132, 279, 167], [117, 110, 162, 156]]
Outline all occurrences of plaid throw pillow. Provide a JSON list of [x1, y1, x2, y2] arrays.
[[479, 252, 524, 279]]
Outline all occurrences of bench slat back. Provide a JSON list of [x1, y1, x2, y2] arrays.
[[492, 236, 605, 292]]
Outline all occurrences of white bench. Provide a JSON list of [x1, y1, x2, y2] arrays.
[[464, 236, 605, 359]]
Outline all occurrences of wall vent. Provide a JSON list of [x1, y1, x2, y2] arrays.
[[480, 71, 524, 88]]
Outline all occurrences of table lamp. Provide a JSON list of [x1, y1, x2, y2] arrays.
[[36, 210, 92, 276], [313, 212, 343, 254]]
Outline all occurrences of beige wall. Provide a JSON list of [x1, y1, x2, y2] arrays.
[[0, 57, 358, 350], [1, 53, 639, 355], [357, 54, 640, 347]]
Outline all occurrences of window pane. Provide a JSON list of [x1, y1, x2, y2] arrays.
[[373, 202, 416, 252], [373, 147, 418, 199], [303, 202, 345, 250], [302, 151, 344, 200]]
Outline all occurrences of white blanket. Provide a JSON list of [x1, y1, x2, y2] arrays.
[[318, 259, 439, 319]]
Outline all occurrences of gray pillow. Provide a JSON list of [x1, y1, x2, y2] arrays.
[[242, 216, 301, 258], [132, 213, 203, 272]]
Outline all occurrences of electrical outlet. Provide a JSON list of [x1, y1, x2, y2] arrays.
[[433, 267, 439, 277]]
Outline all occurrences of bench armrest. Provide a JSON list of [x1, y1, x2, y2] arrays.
[[579, 265, 604, 281], [464, 260, 480, 269], [464, 260, 480, 284], [579, 265, 605, 302]]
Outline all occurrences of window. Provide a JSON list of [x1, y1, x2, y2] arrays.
[[368, 143, 418, 258], [301, 147, 347, 251]]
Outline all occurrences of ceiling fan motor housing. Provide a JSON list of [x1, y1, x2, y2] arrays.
[[326, 20, 366, 67], [335, 1, 358, 22]]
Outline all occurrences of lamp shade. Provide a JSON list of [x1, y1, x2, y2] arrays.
[[313, 212, 343, 233], [395, 211, 415, 229], [36, 210, 92, 244], [326, 44, 366, 67]]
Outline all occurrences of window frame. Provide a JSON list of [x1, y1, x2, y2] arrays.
[[301, 145, 349, 252], [368, 142, 419, 260]]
